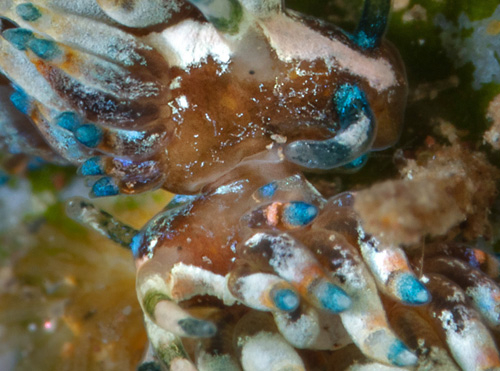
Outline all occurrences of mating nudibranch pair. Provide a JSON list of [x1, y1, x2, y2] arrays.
[[1, 0, 500, 370]]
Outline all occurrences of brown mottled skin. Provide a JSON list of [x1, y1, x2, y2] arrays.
[[158, 26, 407, 194]]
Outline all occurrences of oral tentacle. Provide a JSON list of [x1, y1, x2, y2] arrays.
[[65, 196, 138, 248], [354, 0, 391, 49], [284, 83, 376, 170]]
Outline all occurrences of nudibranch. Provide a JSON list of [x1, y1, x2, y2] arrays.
[[1, 0, 499, 370]]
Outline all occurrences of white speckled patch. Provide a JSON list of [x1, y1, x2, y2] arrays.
[[149, 20, 232, 69], [260, 14, 397, 91]]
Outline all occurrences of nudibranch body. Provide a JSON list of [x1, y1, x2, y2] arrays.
[[143, 2, 407, 194], [2, 1, 500, 370], [0, 0, 406, 196]]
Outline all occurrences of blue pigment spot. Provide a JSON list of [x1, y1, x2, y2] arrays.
[[27, 38, 61, 60], [273, 289, 299, 312], [353, 30, 376, 49], [341, 154, 368, 171], [258, 182, 277, 199], [315, 282, 351, 313], [334, 83, 369, 129], [16, 3, 42, 22], [92, 177, 119, 197], [2, 28, 34, 50], [56, 112, 80, 132], [282, 201, 318, 227], [10, 89, 32, 115], [352, 0, 389, 50], [80, 157, 104, 176], [388, 339, 417, 366], [75, 124, 103, 148], [130, 233, 143, 258], [396, 274, 430, 305]]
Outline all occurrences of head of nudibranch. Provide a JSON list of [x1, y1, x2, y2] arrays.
[[146, 0, 408, 193]]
